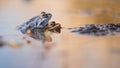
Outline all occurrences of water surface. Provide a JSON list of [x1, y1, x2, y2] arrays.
[[0, 0, 120, 68]]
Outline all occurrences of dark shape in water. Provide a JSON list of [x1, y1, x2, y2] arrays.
[[70, 23, 120, 36], [26, 40, 31, 44], [23, 0, 33, 3], [0, 36, 4, 47]]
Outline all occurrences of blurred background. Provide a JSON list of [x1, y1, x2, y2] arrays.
[[0, 0, 120, 68]]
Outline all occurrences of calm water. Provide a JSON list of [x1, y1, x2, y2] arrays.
[[0, 0, 120, 68]]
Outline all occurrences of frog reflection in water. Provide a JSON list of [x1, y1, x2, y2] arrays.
[[27, 21, 61, 49]]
